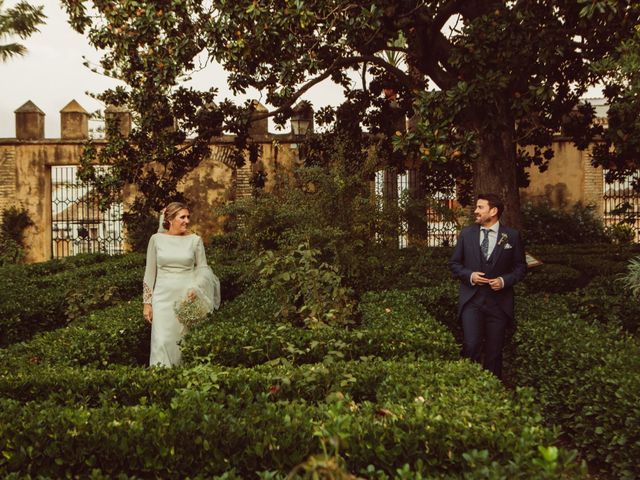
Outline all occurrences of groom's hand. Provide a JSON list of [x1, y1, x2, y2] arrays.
[[471, 272, 490, 285], [488, 277, 504, 291]]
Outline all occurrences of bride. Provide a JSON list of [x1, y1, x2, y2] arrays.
[[142, 202, 220, 367]]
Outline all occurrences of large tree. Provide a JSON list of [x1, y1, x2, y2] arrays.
[[588, 3, 640, 192], [62, 0, 638, 227], [0, 0, 45, 61]]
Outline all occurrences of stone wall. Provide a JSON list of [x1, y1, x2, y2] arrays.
[[0, 100, 308, 262], [1, 98, 612, 262], [0, 147, 17, 221], [520, 138, 604, 212]]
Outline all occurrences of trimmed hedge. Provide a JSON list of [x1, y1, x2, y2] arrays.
[[0, 359, 585, 479], [0, 364, 178, 407], [564, 275, 640, 335], [181, 288, 459, 367], [513, 295, 640, 479], [0, 301, 149, 371], [0, 248, 247, 348], [521, 263, 583, 294], [0, 253, 145, 347], [528, 244, 637, 279]]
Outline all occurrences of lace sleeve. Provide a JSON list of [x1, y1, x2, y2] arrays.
[[191, 236, 221, 311], [143, 235, 157, 304]]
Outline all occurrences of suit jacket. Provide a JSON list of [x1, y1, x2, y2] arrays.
[[449, 223, 527, 320]]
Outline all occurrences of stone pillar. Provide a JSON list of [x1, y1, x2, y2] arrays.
[[15, 101, 45, 140], [105, 105, 132, 138], [60, 100, 89, 140], [248, 101, 268, 136]]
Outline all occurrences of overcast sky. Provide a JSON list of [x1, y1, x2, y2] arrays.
[[2, 0, 603, 139]]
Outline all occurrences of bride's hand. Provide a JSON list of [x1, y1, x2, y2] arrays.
[[143, 304, 153, 324], [187, 290, 196, 301]]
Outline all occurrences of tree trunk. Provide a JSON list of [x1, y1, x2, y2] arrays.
[[473, 121, 523, 230]]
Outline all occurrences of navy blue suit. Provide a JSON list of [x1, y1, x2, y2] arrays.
[[449, 223, 527, 378]]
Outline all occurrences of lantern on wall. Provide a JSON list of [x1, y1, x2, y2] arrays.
[[290, 101, 314, 135]]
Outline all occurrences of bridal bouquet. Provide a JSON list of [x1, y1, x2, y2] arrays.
[[174, 293, 210, 330]]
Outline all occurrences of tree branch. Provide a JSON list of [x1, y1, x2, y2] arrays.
[[430, 0, 467, 33], [252, 55, 420, 121]]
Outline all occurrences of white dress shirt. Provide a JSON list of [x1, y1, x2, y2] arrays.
[[480, 221, 500, 258], [470, 221, 504, 288]]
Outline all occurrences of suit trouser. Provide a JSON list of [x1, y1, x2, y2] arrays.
[[460, 292, 510, 379]]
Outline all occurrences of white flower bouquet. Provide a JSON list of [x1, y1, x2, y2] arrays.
[[174, 292, 210, 331]]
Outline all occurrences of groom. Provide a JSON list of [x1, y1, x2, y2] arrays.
[[449, 193, 527, 379]]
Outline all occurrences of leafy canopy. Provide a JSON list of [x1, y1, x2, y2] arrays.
[[0, 0, 45, 61], [61, 1, 639, 224]]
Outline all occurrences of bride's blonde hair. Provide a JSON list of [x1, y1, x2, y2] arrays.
[[163, 202, 189, 230]]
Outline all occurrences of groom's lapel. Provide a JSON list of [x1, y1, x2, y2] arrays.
[[471, 224, 482, 267], [491, 225, 506, 266]]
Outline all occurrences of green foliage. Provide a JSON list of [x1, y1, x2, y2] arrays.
[[522, 202, 610, 245], [0, 364, 179, 407], [255, 243, 354, 328], [0, 0, 46, 61], [513, 295, 640, 478], [0, 206, 33, 265], [589, 11, 640, 186], [620, 255, 640, 298], [608, 221, 636, 244], [521, 263, 583, 294], [0, 205, 33, 243], [60, 0, 640, 227], [123, 211, 160, 252], [221, 164, 401, 294], [0, 301, 149, 370], [0, 253, 144, 346], [0, 358, 585, 479], [565, 275, 640, 335], [1, 237, 636, 478], [181, 288, 458, 368], [529, 243, 636, 279]]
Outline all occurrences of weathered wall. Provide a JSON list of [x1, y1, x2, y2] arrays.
[[1, 139, 301, 263], [1, 99, 304, 262], [0, 146, 17, 219], [2, 99, 611, 262], [520, 139, 604, 212]]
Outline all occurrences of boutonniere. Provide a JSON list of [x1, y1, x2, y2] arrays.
[[498, 233, 509, 246]]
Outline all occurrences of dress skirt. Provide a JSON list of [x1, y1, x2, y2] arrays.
[[150, 270, 195, 367]]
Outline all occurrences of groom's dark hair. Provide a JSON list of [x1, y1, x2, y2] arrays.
[[477, 193, 504, 218]]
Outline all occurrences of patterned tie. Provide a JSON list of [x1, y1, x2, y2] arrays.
[[481, 228, 490, 259]]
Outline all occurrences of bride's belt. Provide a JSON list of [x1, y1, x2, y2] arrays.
[[157, 268, 195, 277]]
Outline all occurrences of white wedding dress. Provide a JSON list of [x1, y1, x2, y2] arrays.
[[143, 233, 220, 367]]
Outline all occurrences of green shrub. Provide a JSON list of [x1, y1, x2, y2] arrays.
[[522, 202, 609, 245], [181, 288, 458, 367], [513, 295, 640, 478], [0, 359, 585, 479], [564, 276, 640, 335], [0, 249, 240, 348], [0, 253, 145, 346], [0, 364, 179, 407], [0, 206, 33, 266], [0, 301, 149, 370], [123, 211, 160, 252], [347, 246, 454, 294], [255, 243, 355, 327], [607, 222, 636, 244], [620, 254, 640, 297], [521, 263, 583, 294]]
